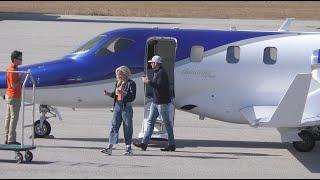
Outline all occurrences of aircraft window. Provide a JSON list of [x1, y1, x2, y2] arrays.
[[263, 47, 277, 65], [72, 35, 105, 53], [190, 45, 204, 62], [97, 37, 135, 56], [104, 38, 134, 53], [226, 46, 240, 64]]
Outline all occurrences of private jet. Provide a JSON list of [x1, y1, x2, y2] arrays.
[[1, 18, 320, 152]]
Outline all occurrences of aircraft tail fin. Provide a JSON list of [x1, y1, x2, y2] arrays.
[[278, 18, 295, 32]]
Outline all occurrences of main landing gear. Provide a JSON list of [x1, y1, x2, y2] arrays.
[[292, 127, 320, 152], [34, 105, 62, 138]]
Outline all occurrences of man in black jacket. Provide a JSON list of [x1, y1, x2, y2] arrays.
[[133, 55, 176, 151]]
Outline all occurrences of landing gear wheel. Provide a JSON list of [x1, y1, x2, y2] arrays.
[[293, 131, 315, 152], [25, 151, 33, 163], [34, 120, 51, 138], [15, 152, 23, 164]]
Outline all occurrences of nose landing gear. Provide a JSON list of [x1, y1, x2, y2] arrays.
[[33, 105, 61, 138]]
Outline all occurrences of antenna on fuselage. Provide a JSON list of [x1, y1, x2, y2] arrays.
[[278, 18, 295, 32]]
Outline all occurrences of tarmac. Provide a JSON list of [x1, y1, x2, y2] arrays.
[[0, 13, 320, 178]]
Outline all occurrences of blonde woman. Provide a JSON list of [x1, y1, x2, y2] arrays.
[[101, 66, 136, 155]]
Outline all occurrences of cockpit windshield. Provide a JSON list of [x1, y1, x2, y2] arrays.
[[96, 37, 135, 56], [72, 35, 106, 54]]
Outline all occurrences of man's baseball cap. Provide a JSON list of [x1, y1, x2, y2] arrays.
[[148, 55, 163, 64]]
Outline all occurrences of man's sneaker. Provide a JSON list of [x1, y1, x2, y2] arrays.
[[124, 146, 133, 156], [100, 148, 112, 155], [160, 145, 176, 151], [133, 142, 147, 151], [4, 140, 8, 144]]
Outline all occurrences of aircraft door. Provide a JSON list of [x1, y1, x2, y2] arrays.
[[138, 38, 177, 140]]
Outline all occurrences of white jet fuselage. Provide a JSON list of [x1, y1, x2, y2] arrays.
[[2, 31, 320, 126]]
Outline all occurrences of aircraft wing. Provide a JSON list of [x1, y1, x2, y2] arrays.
[[240, 73, 315, 128], [309, 78, 320, 92], [240, 106, 276, 127]]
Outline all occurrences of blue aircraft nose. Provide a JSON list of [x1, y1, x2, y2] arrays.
[[0, 71, 6, 96], [0, 72, 6, 88]]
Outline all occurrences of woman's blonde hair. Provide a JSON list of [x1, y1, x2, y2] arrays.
[[115, 65, 131, 79]]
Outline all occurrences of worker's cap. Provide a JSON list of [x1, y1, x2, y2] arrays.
[[148, 55, 163, 64]]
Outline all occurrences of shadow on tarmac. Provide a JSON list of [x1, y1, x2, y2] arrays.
[[173, 139, 289, 149], [0, 159, 54, 165], [45, 137, 320, 172], [53, 137, 107, 142], [51, 137, 287, 149], [0, 12, 178, 24], [49, 137, 289, 150], [288, 145, 320, 173], [132, 153, 239, 160]]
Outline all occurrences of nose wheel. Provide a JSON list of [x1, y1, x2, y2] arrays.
[[34, 120, 51, 138], [33, 105, 60, 138]]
